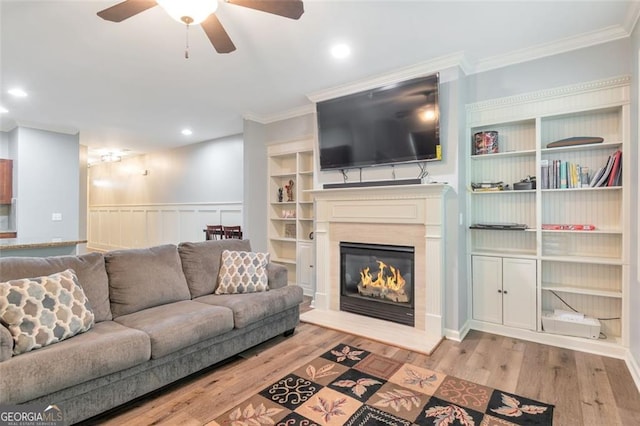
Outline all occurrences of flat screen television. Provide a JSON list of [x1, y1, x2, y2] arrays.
[[317, 73, 440, 171]]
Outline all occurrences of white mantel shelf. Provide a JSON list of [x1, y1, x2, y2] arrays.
[[302, 183, 450, 355]]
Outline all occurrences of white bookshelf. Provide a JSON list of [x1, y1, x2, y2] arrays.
[[267, 138, 315, 295], [466, 76, 630, 351]]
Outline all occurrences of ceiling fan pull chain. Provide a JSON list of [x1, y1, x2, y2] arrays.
[[185, 23, 190, 59]]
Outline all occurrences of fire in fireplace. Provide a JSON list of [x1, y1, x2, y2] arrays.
[[340, 242, 415, 326]]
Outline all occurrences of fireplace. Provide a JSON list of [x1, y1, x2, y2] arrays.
[[301, 183, 448, 355], [340, 242, 415, 326]]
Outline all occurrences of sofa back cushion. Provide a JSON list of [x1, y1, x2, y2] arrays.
[[105, 244, 191, 317], [0, 252, 112, 322], [178, 239, 252, 298]]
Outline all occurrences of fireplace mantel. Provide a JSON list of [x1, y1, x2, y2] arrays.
[[301, 183, 449, 354]]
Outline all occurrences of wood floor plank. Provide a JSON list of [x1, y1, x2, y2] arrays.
[[82, 317, 640, 426], [575, 351, 623, 425]]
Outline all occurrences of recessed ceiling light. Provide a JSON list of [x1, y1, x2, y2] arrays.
[[330, 43, 351, 59], [0, 106, 8, 114], [181, 129, 193, 136], [8, 88, 28, 98]]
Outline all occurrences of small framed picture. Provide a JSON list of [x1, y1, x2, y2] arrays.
[[284, 224, 296, 239]]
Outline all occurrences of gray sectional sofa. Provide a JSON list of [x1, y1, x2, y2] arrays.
[[0, 239, 303, 424]]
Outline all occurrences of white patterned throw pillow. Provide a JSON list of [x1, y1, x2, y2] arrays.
[[215, 250, 270, 294], [0, 269, 95, 355]]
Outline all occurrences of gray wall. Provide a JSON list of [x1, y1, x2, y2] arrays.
[[10, 127, 80, 241], [0, 132, 8, 157], [466, 39, 632, 104], [89, 134, 243, 206], [243, 119, 268, 251]]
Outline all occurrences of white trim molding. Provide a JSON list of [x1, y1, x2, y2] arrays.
[[87, 202, 242, 252]]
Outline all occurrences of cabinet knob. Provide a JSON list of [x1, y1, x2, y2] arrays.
[[503, 290, 508, 294], [497, 289, 502, 293]]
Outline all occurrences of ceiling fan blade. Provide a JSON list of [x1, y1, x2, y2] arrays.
[[97, 0, 158, 22], [201, 14, 237, 54], [227, 0, 304, 20]]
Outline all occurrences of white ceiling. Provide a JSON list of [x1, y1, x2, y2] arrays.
[[1, 0, 638, 157]]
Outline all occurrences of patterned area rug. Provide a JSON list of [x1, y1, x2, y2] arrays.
[[212, 343, 554, 425]]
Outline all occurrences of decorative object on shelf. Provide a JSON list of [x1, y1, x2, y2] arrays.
[[473, 130, 499, 155], [285, 179, 295, 202], [284, 223, 296, 239], [546, 136, 603, 148], [471, 181, 506, 191], [513, 176, 536, 190], [282, 209, 296, 219], [277, 187, 283, 202], [308, 231, 314, 240], [470, 222, 528, 230]]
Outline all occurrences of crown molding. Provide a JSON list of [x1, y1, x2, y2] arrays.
[[307, 51, 468, 104], [474, 24, 630, 74], [6, 120, 79, 136], [623, 1, 640, 35], [243, 103, 315, 124], [465, 75, 631, 113]]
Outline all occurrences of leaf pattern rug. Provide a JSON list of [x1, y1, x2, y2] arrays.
[[211, 343, 554, 425]]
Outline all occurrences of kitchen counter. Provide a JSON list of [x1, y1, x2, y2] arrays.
[[0, 238, 87, 257]]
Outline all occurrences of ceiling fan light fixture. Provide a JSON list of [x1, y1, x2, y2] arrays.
[[157, 0, 219, 25]]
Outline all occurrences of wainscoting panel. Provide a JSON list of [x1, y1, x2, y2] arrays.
[[88, 202, 243, 252]]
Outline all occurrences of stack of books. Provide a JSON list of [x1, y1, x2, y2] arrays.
[[540, 150, 621, 189], [588, 150, 622, 187]]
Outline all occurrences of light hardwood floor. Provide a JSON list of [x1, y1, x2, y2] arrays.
[[83, 301, 640, 426]]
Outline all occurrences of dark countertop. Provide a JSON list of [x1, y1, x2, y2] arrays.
[[0, 238, 87, 250]]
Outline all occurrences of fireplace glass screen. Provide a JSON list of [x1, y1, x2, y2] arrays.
[[340, 242, 415, 326]]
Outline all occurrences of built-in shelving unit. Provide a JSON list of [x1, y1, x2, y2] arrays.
[[466, 76, 630, 352], [267, 138, 315, 294]]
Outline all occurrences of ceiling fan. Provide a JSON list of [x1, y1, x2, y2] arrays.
[[97, 0, 304, 54]]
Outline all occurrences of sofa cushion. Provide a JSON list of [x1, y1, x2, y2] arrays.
[[0, 325, 12, 362], [0, 269, 95, 355], [0, 321, 150, 404], [0, 252, 112, 322], [195, 285, 303, 329], [114, 300, 234, 359], [215, 250, 270, 295], [105, 244, 191, 318], [178, 239, 253, 297]]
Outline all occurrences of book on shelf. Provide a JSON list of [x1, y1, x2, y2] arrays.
[[540, 160, 549, 189], [591, 150, 621, 187], [607, 150, 622, 187], [542, 224, 596, 231]]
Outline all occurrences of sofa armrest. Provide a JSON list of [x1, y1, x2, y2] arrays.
[[267, 263, 288, 289], [0, 325, 13, 362]]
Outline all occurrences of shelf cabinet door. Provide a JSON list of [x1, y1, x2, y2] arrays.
[[297, 241, 314, 296], [472, 255, 503, 324], [502, 258, 537, 330]]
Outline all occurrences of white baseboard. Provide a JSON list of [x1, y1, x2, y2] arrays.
[[625, 351, 640, 393], [445, 320, 470, 342]]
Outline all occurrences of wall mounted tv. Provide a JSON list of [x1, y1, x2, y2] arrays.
[[317, 73, 440, 171]]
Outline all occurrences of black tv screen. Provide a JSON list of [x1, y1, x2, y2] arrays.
[[317, 74, 440, 171]]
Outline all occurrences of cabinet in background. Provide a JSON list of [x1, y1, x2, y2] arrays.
[[0, 159, 13, 204], [472, 255, 537, 330]]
